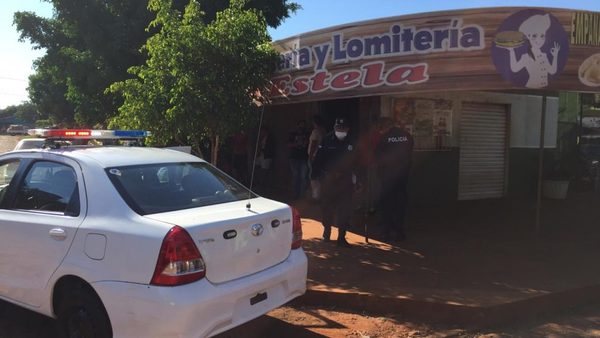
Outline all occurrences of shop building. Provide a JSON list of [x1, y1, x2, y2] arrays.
[[264, 7, 600, 204]]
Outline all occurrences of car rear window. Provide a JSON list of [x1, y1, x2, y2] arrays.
[[15, 139, 45, 150], [106, 162, 256, 215]]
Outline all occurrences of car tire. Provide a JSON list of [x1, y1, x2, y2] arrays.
[[56, 283, 112, 338]]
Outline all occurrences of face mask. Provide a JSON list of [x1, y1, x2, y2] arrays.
[[335, 131, 347, 140]]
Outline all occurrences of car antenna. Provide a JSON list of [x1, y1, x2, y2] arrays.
[[247, 104, 265, 210]]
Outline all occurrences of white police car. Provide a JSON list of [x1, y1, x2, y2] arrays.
[[0, 129, 307, 338]]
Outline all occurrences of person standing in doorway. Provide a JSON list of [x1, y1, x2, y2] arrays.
[[311, 117, 357, 248], [358, 116, 384, 213], [288, 120, 310, 199], [231, 130, 249, 185], [375, 117, 414, 241], [254, 126, 274, 191], [308, 115, 326, 201]]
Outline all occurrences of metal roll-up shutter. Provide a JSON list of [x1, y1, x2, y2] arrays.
[[458, 102, 508, 200]]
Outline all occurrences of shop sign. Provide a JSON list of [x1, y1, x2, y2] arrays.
[[572, 12, 600, 47], [490, 9, 570, 89], [270, 7, 600, 103], [573, 12, 600, 87], [271, 19, 484, 97]]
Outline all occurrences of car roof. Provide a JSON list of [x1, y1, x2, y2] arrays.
[[23, 146, 205, 168], [17, 138, 45, 143]]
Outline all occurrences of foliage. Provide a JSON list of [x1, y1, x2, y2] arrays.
[[14, 0, 154, 126], [27, 58, 76, 125], [188, 0, 299, 28], [0, 102, 40, 124], [14, 0, 297, 127], [35, 119, 53, 128], [109, 0, 278, 161]]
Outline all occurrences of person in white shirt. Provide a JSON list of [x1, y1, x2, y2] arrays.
[[308, 115, 326, 200]]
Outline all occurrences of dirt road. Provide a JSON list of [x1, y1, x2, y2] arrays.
[[219, 304, 600, 338], [3, 298, 600, 338], [0, 135, 22, 153]]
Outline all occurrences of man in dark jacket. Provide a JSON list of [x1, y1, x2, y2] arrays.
[[311, 117, 356, 247], [375, 117, 414, 241]]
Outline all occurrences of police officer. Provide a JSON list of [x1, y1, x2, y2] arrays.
[[375, 117, 414, 241], [311, 117, 356, 248]]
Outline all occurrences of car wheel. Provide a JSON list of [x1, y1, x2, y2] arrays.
[[56, 283, 112, 338]]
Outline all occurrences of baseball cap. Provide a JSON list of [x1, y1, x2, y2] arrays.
[[334, 117, 349, 128]]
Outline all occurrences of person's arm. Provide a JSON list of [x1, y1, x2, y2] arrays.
[[549, 42, 560, 75], [508, 48, 528, 73], [308, 142, 317, 159], [351, 140, 361, 190], [311, 140, 327, 180], [263, 134, 274, 158], [308, 131, 319, 159], [407, 133, 415, 171]]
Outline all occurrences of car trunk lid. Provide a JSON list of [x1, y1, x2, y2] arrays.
[[144, 198, 293, 284]]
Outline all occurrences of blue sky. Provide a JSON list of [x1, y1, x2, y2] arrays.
[[0, 0, 598, 109], [267, 0, 599, 40], [0, 0, 52, 109]]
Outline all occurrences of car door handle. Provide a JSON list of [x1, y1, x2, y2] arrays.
[[49, 228, 67, 241]]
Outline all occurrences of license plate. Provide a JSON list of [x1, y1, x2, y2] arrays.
[[250, 292, 268, 305]]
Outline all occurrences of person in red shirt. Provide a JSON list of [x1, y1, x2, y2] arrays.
[[308, 115, 326, 200], [288, 120, 310, 199], [358, 118, 383, 213]]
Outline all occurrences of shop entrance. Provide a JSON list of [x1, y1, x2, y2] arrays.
[[458, 102, 509, 200]]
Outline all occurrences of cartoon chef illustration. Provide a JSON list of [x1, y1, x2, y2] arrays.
[[508, 15, 559, 88], [492, 10, 569, 89]]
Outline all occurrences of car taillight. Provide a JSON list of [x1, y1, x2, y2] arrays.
[[151, 226, 206, 286], [291, 207, 303, 249]]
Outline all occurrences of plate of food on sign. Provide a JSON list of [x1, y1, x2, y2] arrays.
[[579, 53, 600, 87], [494, 31, 527, 49]]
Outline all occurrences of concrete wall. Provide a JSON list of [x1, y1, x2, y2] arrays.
[[381, 91, 559, 149], [409, 149, 459, 205], [407, 148, 547, 203]]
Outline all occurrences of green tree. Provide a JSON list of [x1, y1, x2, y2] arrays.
[[109, 0, 277, 162], [27, 57, 75, 125], [14, 102, 40, 124], [14, 0, 154, 126], [0, 102, 40, 125], [14, 0, 297, 127]]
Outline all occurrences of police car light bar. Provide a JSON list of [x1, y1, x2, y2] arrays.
[[28, 129, 151, 139]]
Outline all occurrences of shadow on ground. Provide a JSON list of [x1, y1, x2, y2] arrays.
[[0, 300, 56, 338], [287, 191, 600, 324], [214, 307, 339, 338]]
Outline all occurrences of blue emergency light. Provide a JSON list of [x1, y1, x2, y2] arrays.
[[113, 130, 150, 138]]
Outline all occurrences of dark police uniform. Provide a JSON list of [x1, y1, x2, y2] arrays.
[[310, 120, 356, 247], [375, 126, 414, 241]]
